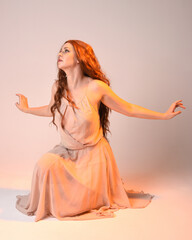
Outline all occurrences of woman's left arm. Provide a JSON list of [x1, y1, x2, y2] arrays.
[[93, 80, 186, 120]]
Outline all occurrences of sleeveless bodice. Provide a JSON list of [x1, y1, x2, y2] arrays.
[[54, 90, 103, 150]]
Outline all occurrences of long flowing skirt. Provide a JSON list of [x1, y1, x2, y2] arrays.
[[16, 137, 155, 222]]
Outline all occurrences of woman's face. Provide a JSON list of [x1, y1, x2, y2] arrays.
[[57, 42, 78, 70]]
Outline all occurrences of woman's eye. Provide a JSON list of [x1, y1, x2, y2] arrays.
[[60, 49, 69, 54]]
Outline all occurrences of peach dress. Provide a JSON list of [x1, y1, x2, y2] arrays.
[[16, 85, 155, 222]]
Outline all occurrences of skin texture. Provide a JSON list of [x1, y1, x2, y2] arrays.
[[15, 43, 186, 120]]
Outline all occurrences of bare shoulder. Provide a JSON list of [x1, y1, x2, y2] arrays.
[[88, 79, 109, 99], [87, 79, 107, 111], [88, 79, 108, 92]]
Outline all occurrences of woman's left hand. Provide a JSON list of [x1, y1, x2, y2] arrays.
[[163, 99, 186, 120]]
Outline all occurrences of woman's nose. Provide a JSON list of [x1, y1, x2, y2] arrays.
[[58, 52, 62, 57]]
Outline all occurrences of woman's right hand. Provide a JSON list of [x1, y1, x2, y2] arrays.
[[15, 94, 29, 113]]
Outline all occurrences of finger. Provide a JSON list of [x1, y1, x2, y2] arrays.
[[15, 103, 20, 108], [173, 100, 182, 107], [175, 111, 182, 115], [180, 106, 186, 109], [16, 94, 23, 100], [176, 103, 186, 109], [17, 94, 25, 98], [174, 102, 184, 110]]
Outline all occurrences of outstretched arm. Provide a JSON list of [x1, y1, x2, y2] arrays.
[[92, 80, 186, 120], [15, 81, 58, 117]]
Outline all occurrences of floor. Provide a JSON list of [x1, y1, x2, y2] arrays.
[[0, 173, 191, 240]]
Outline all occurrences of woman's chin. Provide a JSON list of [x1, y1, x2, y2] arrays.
[[58, 64, 64, 70]]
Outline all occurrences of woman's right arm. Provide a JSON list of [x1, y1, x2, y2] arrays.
[[15, 81, 58, 117]]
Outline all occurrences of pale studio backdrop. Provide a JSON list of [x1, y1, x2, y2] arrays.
[[0, 0, 191, 190]]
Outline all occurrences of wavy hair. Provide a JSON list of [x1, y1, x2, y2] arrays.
[[50, 40, 112, 141]]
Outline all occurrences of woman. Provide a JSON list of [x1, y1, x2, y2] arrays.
[[15, 40, 186, 222]]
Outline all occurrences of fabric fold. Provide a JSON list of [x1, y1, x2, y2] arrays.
[[15, 89, 155, 222]]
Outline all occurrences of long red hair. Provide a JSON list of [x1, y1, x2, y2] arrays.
[[50, 40, 112, 141]]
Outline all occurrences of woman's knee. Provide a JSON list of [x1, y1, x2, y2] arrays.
[[36, 152, 58, 172]]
